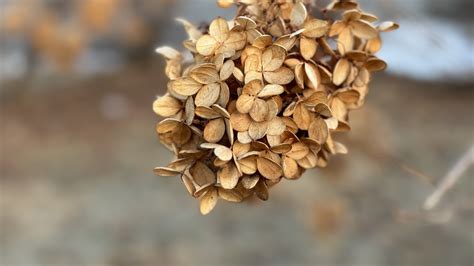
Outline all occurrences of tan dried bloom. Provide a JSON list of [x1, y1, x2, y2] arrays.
[[153, 0, 397, 214]]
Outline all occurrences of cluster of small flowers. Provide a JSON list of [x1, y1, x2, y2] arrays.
[[153, 0, 398, 214]]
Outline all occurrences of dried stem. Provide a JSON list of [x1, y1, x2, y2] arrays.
[[423, 144, 474, 210]]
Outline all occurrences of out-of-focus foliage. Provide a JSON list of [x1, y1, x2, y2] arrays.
[[0, 0, 159, 72]]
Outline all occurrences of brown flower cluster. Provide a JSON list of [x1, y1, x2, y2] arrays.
[[153, 0, 398, 215]]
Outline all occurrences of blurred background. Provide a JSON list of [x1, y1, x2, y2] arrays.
[[0, 0, 473, 265]]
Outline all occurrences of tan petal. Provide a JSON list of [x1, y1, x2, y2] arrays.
[[153, 167, 181, 176], [267, 117, 286, 136], [257, 157, 282, 180], [230, 112, 251, 131], [196, 35, 219, 56], [225, 119, 234, 144], [303, 19, 329, 38], [293, 103, 312, 130], [233, 142, 250, 156], [244, 54, 261, 73], [325, 116, 339, 130], [171, 125, 192, 145], [195, 83, 220, 107], [336, 89, 360, 104], [156, 118, 180, 134], [194, 184, 213, 198], [333, 58, 351, 86], [209, 17, 230, 42], [304, 63, 320, 89], [217, 82, 230, 107], [343, 9, 362, 21], [170, 77, 202, 96], [195, 106, 221, 119], [238, 156, 257, 175], [365, 57, 387, 72], [168, 158, 194, 172], [265, 98, 280, 120], [241, 174, 259, 189], [236, 94, 255, 114], [298, 150, 318, 169], [233, 67, 244, 82], [274, 35, 297, 51], [360, 12, 379, 23], [264, 67, 294, 85], [318, 64, 333, 83], [262, 45, 286, 72], [300, 37, 318, 61], [287, 142, 310, 160], [290, 1, 307, 27], [181, 173, 196, 197], [365, 36, 382, 54], [242, 79, 263, 95], [270, 143, 291, 154], [330, 97, 348, 121], [258, 84, 284, 98], [164, 60, 182, 80], [184, 97, 195, 125], [190, 65, 219, 84], [354, 67, 370, 87], [155, 46, 182, 60], [200, 188, 218, 215], [218, 188, 242, 202], [237, 131, 252, 144], [255, 180, 269, 201], [282, 156, 300, 179], [249, 98, 268, 122], [351, 20, 378, 39], [313, 103, 332, 118], [329, 21, 346, 36], [175, 18, 202, 41], [378, 21, 399, 32], [308, 117, 329, 143], [248, 121, 268, 140], [334, 141, 348, 154], [337, 27, 353, 54], [218, 163, 240, 189], [304, 91, 328, 106], [204, 118, 225, 143], [191, 161, 217, 186], [214, 145, 233, 161], [236, 16, 257, 30], [295, 63, 305, 88], [153, 95, 182, 117], [224, 31, 247, 51], [183, 40, 197, 53], [301, 137, 322, 152], [252, 34, 272, 49], [282, 117, 298, 134], [244, 71, 263, 84], [220, 60, 235, 80]]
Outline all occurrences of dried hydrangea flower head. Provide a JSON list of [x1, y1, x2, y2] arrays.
[[153, 0, 398, 215]]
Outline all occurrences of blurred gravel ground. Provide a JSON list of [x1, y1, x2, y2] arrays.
[[1, 66, 473, 266]]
